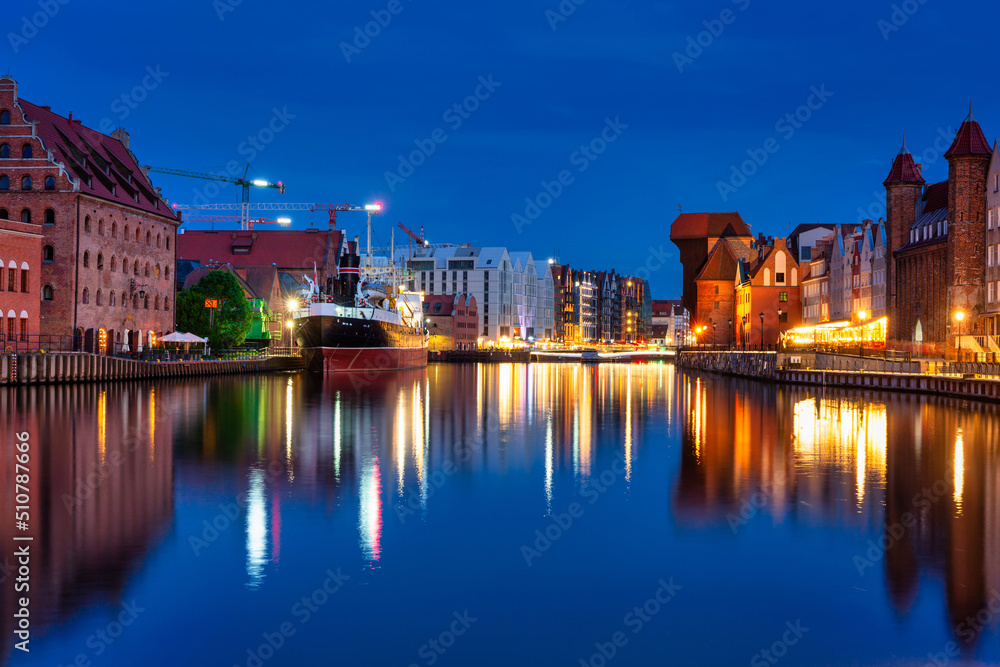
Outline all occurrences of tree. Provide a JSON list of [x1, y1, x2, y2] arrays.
[[176, 270, 252, 348]]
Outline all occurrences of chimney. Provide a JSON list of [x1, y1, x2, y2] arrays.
[[111, 127, 130, 149], [915, 163, 922, 177]]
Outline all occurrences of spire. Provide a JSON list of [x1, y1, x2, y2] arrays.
[[898, 134, 909, 155], [884, 139, 925, 186], [946, 106, 991, 158]]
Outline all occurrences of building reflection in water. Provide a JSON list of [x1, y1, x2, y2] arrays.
[[0, 383, 174, 662], [674, 374, 1000, 645]]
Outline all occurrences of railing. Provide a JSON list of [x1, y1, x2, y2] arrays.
[[0, 334, 85, 353]]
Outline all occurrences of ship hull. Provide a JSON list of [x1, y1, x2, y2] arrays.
[[295, 312, 427, 373]]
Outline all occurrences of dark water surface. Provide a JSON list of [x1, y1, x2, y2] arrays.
[[2, 363, 999, 666]]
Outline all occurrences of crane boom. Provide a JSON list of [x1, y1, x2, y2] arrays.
[[171, 202, 380, 230], [397, 222, 428, 246], [147, 164, 285, 230]]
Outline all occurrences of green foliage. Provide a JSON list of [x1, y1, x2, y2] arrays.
[[176, 271, 252, 348]]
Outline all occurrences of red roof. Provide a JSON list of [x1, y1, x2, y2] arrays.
[[944, 113, 991, 158], [884, 143, 925, 185], [922, 181, 949, 213], [695, 241, 741, 281], [17, 98, 177, 220], [670, 212, 752, 240], [177, 229, 343, 270]]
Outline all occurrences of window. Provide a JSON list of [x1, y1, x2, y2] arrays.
[[0, 144, 8, 158], [7, 318, 13, 340], [0, 209, 6, 220], [144, 262, 149, 277], [97, 253, 104, 270], [84, 216, 91, 232], [157, 233, 161, 247], [0, 175, 9, 190], [20, 268, 27, 293], [19, 318, 26, 341], [155, 265, 160, 279], [109, 291, 115, 307], [42, 285, 53, 301], [990, 282, 995, 303], [111, 222, 117, 238], [133, 262, 139, 276], [164, 296, 169, 311], [98, 219, 104, 235], [714, 285, 719, 294], [0, 110, 9, 124], [96, 289, 103, 306], [990, 245, 995, 267], [22, 145, 32, 159], [991, 209, 995, 230], [714, 302, 719, 309], [775, 272, 785, 284], [166, 236, 170, 250], [135, 228, 141, 242], [82, 288, 89, 304], [124, 225, 129, 239], [132, 295, 138, 309], [779, 292, 788, 302], [42, 245, 53, 262], [122, 258, 128, 274], [20, 176, 30, 190], [19, 209, 28, 223], [154, 295, 160, 310], [83, 251, 89, 268], [110, 256, 116, 272], [43, 208, 54, 225], [146, 231, 151, 245], [165, 265, 170, 280]]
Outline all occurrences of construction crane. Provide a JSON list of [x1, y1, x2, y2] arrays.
[[397, 222, 429, 247], [146, 165, 285, 230], [181, 214, 292, 230], [170, 202, 380, 230]]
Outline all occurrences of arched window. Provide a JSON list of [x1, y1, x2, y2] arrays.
[[20, 209, 29, 223], [157, 233, 161, 248], [98, 219, 104, 235], [144, 262, 149, 277], [20, 176, 31, 190], [143, 295, 149, 309], [154, 295, 160, 310], [19, 315, 27, 341], [43, 175, 55, 190], [164, 296, 170, 311], [166, 236, 170, 250], [763, 268, 771, 286], [0, 209, 7, 220], [124, 224, 129, 239], [83, 251, 89, 268], [109, 291, 116, 307], [110, 255, 116, 272], [20, 263, 28, 293], [145, 231, 151, 245], [97, 253, 104, 270], [96, 289, 103, 306], [42, 246, 53, 262], [82, 287, 89, 304], [42, 285, 53, 301], [0, 110, 10, 124], [155, 264, 160, 279], [133, 262, 139, 276], [135, 228, 141, 242], [84, 216, 91, 232], [111, 222, 117, 238], [0, 144, 8, 158], [132, 295, 138, 309], [0, 176, 9, 190], [22, 145, 32, 159], [164, 265, 170, 280], [122, 258, 128, 274], [43, 209, 54, 225]]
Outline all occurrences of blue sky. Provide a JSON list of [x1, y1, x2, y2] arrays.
[[6, 0, 999, 298]]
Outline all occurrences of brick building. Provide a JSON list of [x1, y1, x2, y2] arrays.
[[423, 294, 479, 350], [885, 111, 992, 357], [670, 212, 754, 319], [0, 76, 179, 352], [0, 214, 42, 346], [734, 237, 801, 347], [692, 236, 756, 343]]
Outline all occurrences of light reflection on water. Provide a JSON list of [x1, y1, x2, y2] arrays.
[[3, 365, 1000, 666]]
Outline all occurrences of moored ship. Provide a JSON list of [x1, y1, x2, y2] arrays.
[[292, 207, 427, 372]]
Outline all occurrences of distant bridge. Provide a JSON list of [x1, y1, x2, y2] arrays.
[[530, 349, 676, 363]]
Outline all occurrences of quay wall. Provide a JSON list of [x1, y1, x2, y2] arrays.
[[0, 353, 304, 386], [676, 351, 778, 379]]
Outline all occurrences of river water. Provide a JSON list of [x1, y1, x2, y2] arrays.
[[2, 363, 999, 666]]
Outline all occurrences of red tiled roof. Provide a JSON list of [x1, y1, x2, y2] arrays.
[[694, 241, 740, 281], [944, 114, 991, 158], [922, 181, 949, 213], [177, 229, 343, 270], [17, 99, 177, 220], [424, 294, 456, 316], [670, 212, 752, 240], [884, 145, 925, 185]]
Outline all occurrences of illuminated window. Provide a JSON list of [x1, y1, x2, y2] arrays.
[[779, 292, 788, 302]]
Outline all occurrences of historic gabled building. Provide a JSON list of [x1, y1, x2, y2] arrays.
[[0, 76, 179, 352], [734, 237, 801, 347], [670, 212, 754, 321], [885, 110, 992, 357]]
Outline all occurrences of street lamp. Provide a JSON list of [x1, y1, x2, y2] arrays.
[[728, 318, 732, 349], [858, 310, 867, 357], [759, 312, 764, 350], [954, 310, 965, 361], [712, 322, 717, 348], [777, 307, 783, 350]]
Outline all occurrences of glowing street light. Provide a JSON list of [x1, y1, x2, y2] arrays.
[[365, 203, 382, 212]]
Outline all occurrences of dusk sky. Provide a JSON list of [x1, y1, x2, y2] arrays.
[[6, 0, 1000, 297]]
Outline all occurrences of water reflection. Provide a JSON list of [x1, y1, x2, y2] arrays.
[[674, 374, 1000, 645], [0, 383, 173, 662]]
